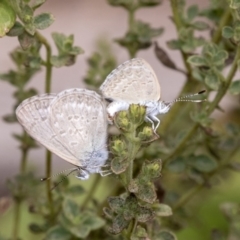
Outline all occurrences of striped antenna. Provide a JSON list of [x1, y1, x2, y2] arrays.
[[41, 167, 79, 190], [171, 90, 206, 104]]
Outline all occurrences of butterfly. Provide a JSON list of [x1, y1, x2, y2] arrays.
[[16, 88, 109, 180], [100, 58, 204, 132]]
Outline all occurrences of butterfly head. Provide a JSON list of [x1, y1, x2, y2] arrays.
[[157, 101, 172, 114], [75, 167, 90, 180]]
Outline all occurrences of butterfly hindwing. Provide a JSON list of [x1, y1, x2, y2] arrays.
[[100, 58, 161, 103], [15, 94, 78, 164], [49, 88, 108, 168]]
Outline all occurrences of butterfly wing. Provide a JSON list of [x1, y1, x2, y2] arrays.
[[100, 58, 161, 103], [49, 88, 108, 168], [16, 94, 79, 164]]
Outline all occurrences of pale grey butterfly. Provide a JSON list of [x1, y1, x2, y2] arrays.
[[100, 58, 205, 132], [16, 88, 109, 180]]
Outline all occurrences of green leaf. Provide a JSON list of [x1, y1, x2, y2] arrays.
[[189, 155, 218, 172], [156, 230, 177, 240], [229, 80, 240, 95], [115, 21, 163, 56], [107, 0, 133, 9], [20, 3, 34, 24], [153, 203, 172, 217], [59, 211, 105, 238], [33, 13, 54, 30], [166, 39, 182, 50], [81, 212, 105, 230], [190, 111, 212, 127], [131, 226, 148, 240], [62, 198, 79, 224], [203, 42, 219, 56], [167, 157, 186, 173], [230, 0, 240, 9], [31, 0, 46, 9], [103, 207, 114, 220], [108, 196, 125, 213], [187, 5, 199, 21], [226, 122, 240, 135], [45, 225, 71, 240], [192, 21, 209, 30], [7, 21, 24, 36], [205, 72, 220, 90], [222, 26, 234, 39], [187, 168, 204, 184], [139, 0, 162, 7], [154, 42, 177, 70], [29, 223, 47, 233], [187, 55, 207, 67], [136, 207, 154, 222], [108, 214, 129, 235], [0, 1, 16, 37], [18, 31, 35, 50], [233, 26, 240, 42], [24, 22, 36, 35], [65, 185, 85, 196], [213, 50, 228, 66]]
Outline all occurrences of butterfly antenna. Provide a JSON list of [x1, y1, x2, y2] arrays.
[[41, 168, 79, 190], [40, 167, 77, 181], [171, 90, 206, 104], [50, 168, 78, 190]]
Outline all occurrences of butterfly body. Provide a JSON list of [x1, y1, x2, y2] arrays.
[[106, 99, 171, 128], [16, 88, 108, 180]]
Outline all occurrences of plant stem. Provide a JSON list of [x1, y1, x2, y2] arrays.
[[212, 8, 232, 44], [35, 31, 54, 221], [12, 199, 21, 240], [170, 0, 192, 77], [12, 136, 28, 240], [82, 174, 101, 209], [125, 131, 140, 185], [128, 7, 137, 58]]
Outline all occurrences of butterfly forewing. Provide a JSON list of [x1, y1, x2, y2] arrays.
[[16, 94, 78, 163], [49, 89, 108, 167], [100, 58, 161, 102]]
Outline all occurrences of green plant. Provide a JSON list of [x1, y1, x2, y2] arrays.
[[1, 0, 240, 240]]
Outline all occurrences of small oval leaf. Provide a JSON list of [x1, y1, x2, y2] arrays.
[[187, 55, 207, 67], [45, 225, 71, 240], [222, 26, 234, 39], [33, 13, 54, 30], [229, 80, 240, 95], [190, 155, 218, 172]]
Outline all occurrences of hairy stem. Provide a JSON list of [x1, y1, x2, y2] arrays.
[[35, 31, 54, 221], [12, 136, 28, 240], [212, 8, 232, 44], [82, 175, 101, 209], [170, 0, 192, 76], [12, 200, 21, 240]]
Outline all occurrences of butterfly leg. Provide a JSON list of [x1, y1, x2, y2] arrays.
[[145, 116, 155, 130], [99, 169, 112, 177], [151, 115, 161, 132]]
